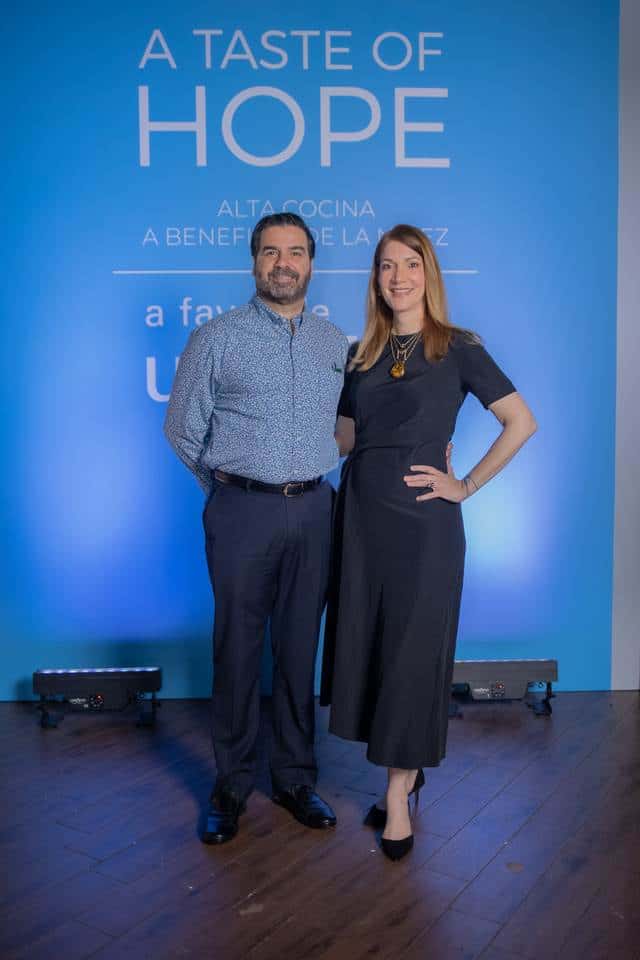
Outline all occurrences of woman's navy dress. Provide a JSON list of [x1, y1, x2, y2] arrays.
[[322, 335, 515, 769]]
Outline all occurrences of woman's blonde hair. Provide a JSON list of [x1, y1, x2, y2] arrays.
[[349, 224, 476, 371]]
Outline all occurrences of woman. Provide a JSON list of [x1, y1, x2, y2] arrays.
[[322, 225, 536, 861]]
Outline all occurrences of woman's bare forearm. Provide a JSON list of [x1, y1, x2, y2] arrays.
[[335, 415, 356, 457], [463, 409, 536, 495]]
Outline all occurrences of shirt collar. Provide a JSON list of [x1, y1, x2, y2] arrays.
[[252, 294, 308, 330]]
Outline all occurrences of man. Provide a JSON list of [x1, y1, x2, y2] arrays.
[[164, 212, 348, 844]]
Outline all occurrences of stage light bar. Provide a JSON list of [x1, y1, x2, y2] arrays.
[[33, 666, 162, 728], [452, 658, 558, 715], [37, 667, 159, 673]]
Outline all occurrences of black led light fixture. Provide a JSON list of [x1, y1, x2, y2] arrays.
[[451, 658, 558, 716], [33, 666, 162, 728]]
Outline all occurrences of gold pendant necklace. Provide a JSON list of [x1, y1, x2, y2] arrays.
[[389, 331, 422, 379]]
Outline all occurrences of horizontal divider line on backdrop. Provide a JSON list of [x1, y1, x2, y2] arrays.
[[111, 268, 480, 276]]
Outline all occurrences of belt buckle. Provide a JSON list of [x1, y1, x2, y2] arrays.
[[283, 481, 304, 497]]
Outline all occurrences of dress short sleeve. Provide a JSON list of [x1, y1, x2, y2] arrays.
[[454, 337, 516, 409], [337, 342, 359, 419]]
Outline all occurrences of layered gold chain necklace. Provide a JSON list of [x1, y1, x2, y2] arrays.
[[389, 330, 422, 379]]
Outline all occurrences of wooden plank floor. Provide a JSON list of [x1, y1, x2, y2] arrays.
[[1, 692, 638, 960]]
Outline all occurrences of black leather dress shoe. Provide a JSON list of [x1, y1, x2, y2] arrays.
[[201, 790, 246, 845], [272, 785, 337, 829]]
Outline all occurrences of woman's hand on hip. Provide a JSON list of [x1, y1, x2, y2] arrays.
[[404, 443, 466, 503]]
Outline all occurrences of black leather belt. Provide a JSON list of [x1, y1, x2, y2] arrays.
[[214, 469, 322, 497]]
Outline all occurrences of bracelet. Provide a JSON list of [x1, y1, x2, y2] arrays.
[[463, 474, 479, 495]]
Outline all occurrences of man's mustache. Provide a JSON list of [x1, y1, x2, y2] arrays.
[[269, 267, 299, 281]]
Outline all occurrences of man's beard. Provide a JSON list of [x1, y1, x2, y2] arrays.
[[255, 266, 311, 305]]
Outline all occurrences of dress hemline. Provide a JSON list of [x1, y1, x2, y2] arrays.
[[328, 723, 446, 769]]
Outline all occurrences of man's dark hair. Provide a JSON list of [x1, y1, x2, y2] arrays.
[[250, 212, 316, 260]]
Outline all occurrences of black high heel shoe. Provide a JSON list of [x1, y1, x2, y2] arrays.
[[380, 769, 424, 862], [363, 768, 425, 830], [381, 833, 414, 861], [363, 803, 387, 829]]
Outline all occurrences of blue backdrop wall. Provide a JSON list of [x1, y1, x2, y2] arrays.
[[2, 0, 618, 699]]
